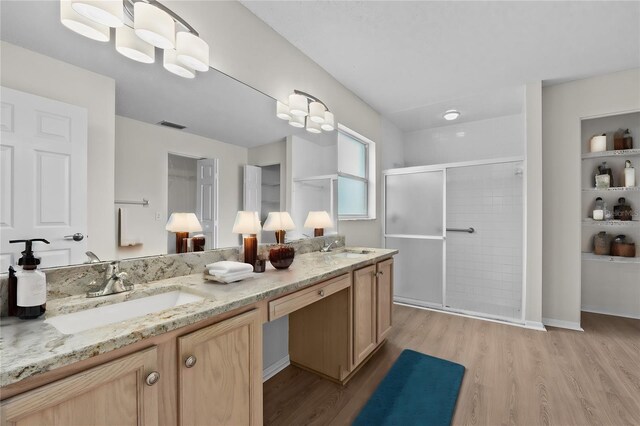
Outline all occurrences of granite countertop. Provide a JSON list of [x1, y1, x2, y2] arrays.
[[0, 247, 397, 388]]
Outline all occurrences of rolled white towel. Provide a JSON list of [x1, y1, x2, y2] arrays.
[[205, 261, 253, 274]]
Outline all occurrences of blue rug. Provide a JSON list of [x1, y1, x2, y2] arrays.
[[353, 349, 465, 426]]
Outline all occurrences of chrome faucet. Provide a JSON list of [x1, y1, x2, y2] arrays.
[[87, 261, 132, 298], [321, 240, 340, 253], [85, 251, 101, 263]]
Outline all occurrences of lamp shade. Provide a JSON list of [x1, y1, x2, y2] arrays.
[[134, 2, 175, 49], [306, 118, 322, 134], [163, 49, 195, 79], [263, 212, 296, 231], [276, 101, 291, 120], [288, 114, 305, 128], [289, 93, 308, 117], [309, 101, 326, 124], [116, 25, 154, 63], [304, 211, 333, 229], [176, 31, 209, 72], [232, 211, 261, 234], [166, 213, 202, 232], [60, 0, 110, 42], [321, 111, 335, 131], [71, 0, 123, 27]]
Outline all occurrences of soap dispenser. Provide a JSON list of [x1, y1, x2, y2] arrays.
[[624, 160, 636, 188], [9, 239, 50, 319]]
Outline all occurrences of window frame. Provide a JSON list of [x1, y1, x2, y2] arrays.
[[337, 124, 376, 221]]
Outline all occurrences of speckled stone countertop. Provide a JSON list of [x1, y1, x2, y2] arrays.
[[0, 248, 396, 388]]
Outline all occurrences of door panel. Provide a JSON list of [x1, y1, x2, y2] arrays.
[[196, 158, 218, 250], [353, 265, 377, 367], [385, 171, 443, 236], [376, 259, 393, 342]]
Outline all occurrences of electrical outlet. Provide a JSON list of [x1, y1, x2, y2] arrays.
[[155, 212, 162, 221]]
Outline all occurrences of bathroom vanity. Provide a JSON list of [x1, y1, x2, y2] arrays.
[[0, 248, 396, 425]]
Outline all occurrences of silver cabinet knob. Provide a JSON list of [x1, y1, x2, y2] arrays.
[[318, 289, 325, 297], [145, 371, 160, 386], [185, 355, 197, 368]]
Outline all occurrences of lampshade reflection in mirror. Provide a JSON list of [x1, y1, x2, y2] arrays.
[[71, 0, 123, 28], [166, 213, 202, 254], [288, 114, 305, 128], [306, 118, 322, 134], [276, 101, 291, 120], [163, 49, 195, 79], [60, 0, 110, 42], [115, 25, 154, 64], [263, 212, 295, 243], [304, 211, 333, 237], [134, 2, 175, 49], [176, 31, 209, 72]]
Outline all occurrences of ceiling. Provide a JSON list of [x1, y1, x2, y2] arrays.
[[242, 1, 640, 131], [0, 1, 335, 148]]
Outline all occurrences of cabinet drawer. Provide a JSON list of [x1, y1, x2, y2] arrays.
[[269, 273, 351, 321]]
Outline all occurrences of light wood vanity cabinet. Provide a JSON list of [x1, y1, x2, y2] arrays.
[[178, 309, 262, 426], [1, 347, 160, 426], [376, 259, 394, 342], [353, 265, 378, 366]]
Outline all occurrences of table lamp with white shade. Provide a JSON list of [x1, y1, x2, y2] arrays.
[[263, 212, 296, 269], [304, 211, 334, 237], [165, 213, 202, 254], [232, 211, 262, 269]]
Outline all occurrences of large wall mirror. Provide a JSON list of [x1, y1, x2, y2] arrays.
[[0, 0, 338, 269]]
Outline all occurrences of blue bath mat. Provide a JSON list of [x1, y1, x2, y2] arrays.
[[353, 349, 465, 426]]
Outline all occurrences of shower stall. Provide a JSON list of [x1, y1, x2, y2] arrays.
[[384, 157, 525, 323]]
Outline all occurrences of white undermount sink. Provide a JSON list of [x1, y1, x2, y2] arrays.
[[45, 291, 204, 335]]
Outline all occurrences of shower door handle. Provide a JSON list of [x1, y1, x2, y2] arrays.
[[446, 227, 475, 234]]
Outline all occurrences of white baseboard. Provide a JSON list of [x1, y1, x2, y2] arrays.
[[524, 321, 547, 331], [263, 355, 290, 382], [542, 317, 584, 331], [581, 307, 640, 320]]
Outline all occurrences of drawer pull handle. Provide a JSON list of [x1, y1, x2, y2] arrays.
[[185, 355, 197, 368], [318, 290, 325, 297], [146, 371, 160, 386]]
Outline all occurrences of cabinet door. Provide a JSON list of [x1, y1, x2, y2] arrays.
[[1, 347, 159, 426], [353, 265, 377, 367], [178, 309, 262, 426], [377, 259, 394, 343]]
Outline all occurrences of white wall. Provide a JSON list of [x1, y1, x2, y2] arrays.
[[403, 114, 524, 167], [115, 116, 247, 258], [1, 41, 116, 261], [541, 68, 640, 327]]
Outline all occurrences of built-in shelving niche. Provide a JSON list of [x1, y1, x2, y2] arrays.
[[581, 111, 640, 318]]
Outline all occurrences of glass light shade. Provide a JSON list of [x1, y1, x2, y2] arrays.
[[165, 212, 202, 232], [309, 101, 326, 124], [263, 212, 296, 231], [71, 0, 123, 27], [60, 0, 110, 42], [276, 101, 291, 120], [304, 211, 334, 229], [232, 211, 262, 234], [306, 118, 322, 134], [443, 109, 460, 121], [321, 111, 335, 131], [288, 115, 305, 128], [176, 32, 209, 72], [134, 2, 175, 49], [163, 49, 195, 79], [115, 25, 154, 63], [289, 93, 308, 117]]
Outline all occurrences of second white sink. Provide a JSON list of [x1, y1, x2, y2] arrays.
[[45, 291, 204, 335]]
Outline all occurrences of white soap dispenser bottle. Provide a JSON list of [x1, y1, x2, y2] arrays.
[[624, 160, 635, 188], [9, 238, 50, 319]]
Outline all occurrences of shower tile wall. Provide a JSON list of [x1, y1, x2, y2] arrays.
[[445, 162, 524, 320]]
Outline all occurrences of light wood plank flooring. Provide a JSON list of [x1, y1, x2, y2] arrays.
[[264, 305, 640, 425]]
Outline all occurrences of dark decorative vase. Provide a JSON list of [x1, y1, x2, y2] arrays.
[[269, 244, 295, 269]]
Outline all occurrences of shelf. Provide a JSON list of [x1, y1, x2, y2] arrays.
[[582, 187, 640, 192], [581, 148, 640, 159], [582, 219, 640, 227], [582, 252, 640, 264]]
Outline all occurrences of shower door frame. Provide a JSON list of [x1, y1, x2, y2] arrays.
[[383, 156, 527, 325]]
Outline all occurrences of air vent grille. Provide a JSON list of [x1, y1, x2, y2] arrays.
[[158, 120, 186, 130]]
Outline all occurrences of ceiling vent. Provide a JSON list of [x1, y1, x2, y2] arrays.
[[158, 120, 186, 130]]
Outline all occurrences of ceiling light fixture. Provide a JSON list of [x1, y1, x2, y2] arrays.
[[60, 0, 209, 79], [443, 109, 460, 121], [277, 90, 335, 133]]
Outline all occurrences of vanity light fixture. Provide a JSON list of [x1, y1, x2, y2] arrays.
[[443, 109, 461, 121], [277, 90, 335, 133], [60, 0, 210, 78]]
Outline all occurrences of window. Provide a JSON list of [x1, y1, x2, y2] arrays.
[[338, 125, 376, 219]]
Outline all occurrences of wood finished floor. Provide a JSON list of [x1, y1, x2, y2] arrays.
[[263, 305, 640, 426]]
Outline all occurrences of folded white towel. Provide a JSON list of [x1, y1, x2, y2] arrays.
[[208, 270, 253, 281], [206, 261, 253, 274]]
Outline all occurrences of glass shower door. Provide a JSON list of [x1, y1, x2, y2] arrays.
[[445, 161, 524, 321], [385, 170, 444, 307]]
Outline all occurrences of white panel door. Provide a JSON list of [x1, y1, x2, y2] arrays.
[[0, 87, 87, 270], [243, 165, 262, 242], [196, 158, 218, 250]]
